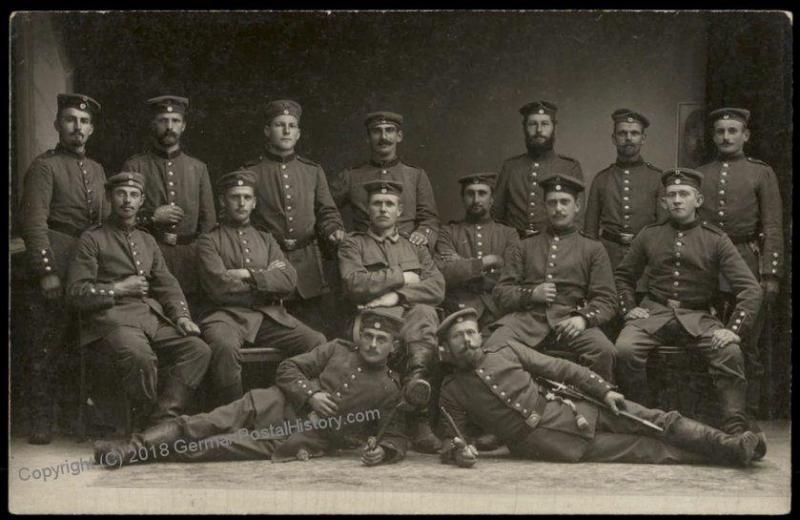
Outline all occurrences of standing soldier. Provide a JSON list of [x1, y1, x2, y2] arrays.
[[196, 170, 326, 408], [494, 101, 585, 238], [486, 174, 618, 382], [584, 109, 665, 269], [697, 108, 784, 417], [20, 93, 108, 444], [614, 168, 763, 436], [243, 100, 346, 337], [122, 95, 216, 317], [67, 172, 212, 429], [338, 180, 445, 453], [434, 172, 519, 332], [332, 111, 440, 249]]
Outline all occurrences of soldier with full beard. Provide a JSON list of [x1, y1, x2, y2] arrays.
[[493, 101, 585, 238]]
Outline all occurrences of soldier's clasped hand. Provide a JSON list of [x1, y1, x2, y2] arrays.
[[531, 282, 557, 303], [408, 230, 429, 247], [554, 316, 587, 339], [452, 437, 478, 468], [152, 204, 185, 225], [362, 291, 400, 309], [39, 273, 63, 300], [309, 391, 339, 417], [625, 307, 650, 321], [480, 254, 504, 271], [361, 441, 386, 466], [113, 275, 149, 297], [328, 229, 346, 245], [603, 390, 627, 415], [402, 271, 421, 285], [710, 328, 741, 350], [175, 317, 201, 336]]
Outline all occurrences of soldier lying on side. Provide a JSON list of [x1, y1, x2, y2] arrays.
[[94, 308, 413, 468], [436, 307, 766, 468]]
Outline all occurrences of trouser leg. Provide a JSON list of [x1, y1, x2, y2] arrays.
[[251, 315, 327, 358], [559, 328, 616, 382], [148, 321, 212, 425], [94, 326, 159, 405], [691, 333, 748, 435], [202, 321, 245, 408], [614, 324, 661, 406]]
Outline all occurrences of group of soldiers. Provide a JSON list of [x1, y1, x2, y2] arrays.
[[17, 92, 782, 471]]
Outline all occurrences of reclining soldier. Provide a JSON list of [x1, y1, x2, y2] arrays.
[[436, 307, 766, 468], [94, 308, 412, 468]]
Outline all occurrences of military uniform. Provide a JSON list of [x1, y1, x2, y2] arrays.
[[94, 320, 410, 466], [123, 96, 217, 305], [66, 173, 211, 425], [439, 333, 761, 466], [584, 158, 665, 269], [614, 168, 763, 434], [197, 214, 326, 405], [435, 212, 518, 331], [19, 93, 108, 442], [696, 110, 784, 416]]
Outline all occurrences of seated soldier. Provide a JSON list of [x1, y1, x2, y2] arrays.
[[614, 168, 763, 435], [337, 179, 445, 453], [93, 309, 412, 468], [485, 173, 617, 382], [437, 308, 766, 468], [434, 172, 519, 332], [67, 172, 211, 428], [196, 170, 326, 408]]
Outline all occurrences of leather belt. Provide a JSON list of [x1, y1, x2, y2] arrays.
[[278, 235, 316, 252], [47, 220, 84, 238], [600, 228, 635, 245], [649, 294, 711, 311], [727, 232, 759, 245]]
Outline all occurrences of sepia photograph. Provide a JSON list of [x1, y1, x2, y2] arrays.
[[7, 9, 792, 514]]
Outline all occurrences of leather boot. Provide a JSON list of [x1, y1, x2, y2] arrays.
[[474, 433, 502, 452], [28, 410, 53, 445], [665, 416, 762, 467], [213, 381, 243, 409], [715, 376, 749, 435], [148, 378, 195, 426], [94, 419, 183, 469], [412, 415, 443, 454]]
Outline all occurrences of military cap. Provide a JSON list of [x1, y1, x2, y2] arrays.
[[611, 108, 650, 129], [708, 107, 750, 124], [540, 173, 585, 197], [519, 100, 557, 118], [457, 172, 498, 189], [362, 179, 404, 198], [147, 95, 189, 115], [105, 171, 145, 192], [661, 167, 703, 191], [265, 99, 302, 122], [364, 111, 404, 128], [217, 169, 257, 192], [359, 307, 405, 337], [436, 307, 480, 341], [57, 93, 101, 116]]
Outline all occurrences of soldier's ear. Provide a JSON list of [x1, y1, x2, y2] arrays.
[[658, 196, 669, 211], [396, 129, 404, 143], [742, 128, 750, 143], [695, 191, 704, 208], [397, 203, 403, 217]]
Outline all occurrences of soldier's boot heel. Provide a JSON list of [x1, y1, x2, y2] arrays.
[[148, 378, 194, 426], [94, 419, 183, 469], [666, 416, 761, 467], [413, 418, 443, 454]]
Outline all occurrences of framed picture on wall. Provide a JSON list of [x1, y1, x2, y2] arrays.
[[676, 102, 707, 168]]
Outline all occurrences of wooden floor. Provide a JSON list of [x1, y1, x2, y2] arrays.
[[8, 420, 791, 514]]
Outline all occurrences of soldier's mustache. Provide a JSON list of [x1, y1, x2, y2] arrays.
[[378, 140, 391, 145]]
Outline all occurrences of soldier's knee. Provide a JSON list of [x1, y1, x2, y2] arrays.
[[406, 304, 439, 323], [307, 330, 327, 348], [715, 343, 744, 369], [208, 334, 242, 361], [185, 336, 212, 363]]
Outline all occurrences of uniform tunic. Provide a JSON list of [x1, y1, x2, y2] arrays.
[[486, 226, 618, 380], [332, 157, 440, 246], [434, 216, 519, 327], [439, 341, 708, 464], [584, 158, 665, 269], [697, 154, 784, 281], [244, 150, 344, 300], [66, 217, 210, 399], [123, 148, 216, 295], [338, 229, 445, 382], [166, 339, 409, 463], [493, 150, 584, 235], [196, 221, 325, 388], [614, 218, 763, 431], [19, 143, 109, 421]]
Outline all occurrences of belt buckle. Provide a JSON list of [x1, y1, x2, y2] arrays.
[[284, 238, 297, 250], [525, 412, 541, 429], [524, 228, 538, 238], [620, 233, 634, 244], [162, 232, 178, 246], [666, 298, 681, 309]]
